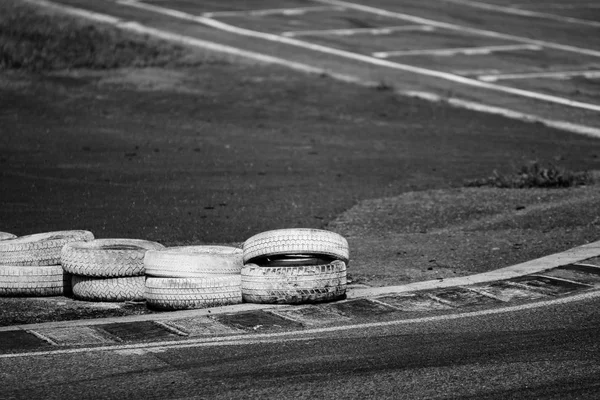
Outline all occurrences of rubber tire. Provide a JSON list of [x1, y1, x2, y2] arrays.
[[243, 228, 349, 264], [0, 230, 94, 266], [144, 245, 243, 277], [241, 260, 347, 305], [0, 232, 16, 241], [71, 275, 145, 302], [62, 239, 164, 277], [145, 276, 242, 311], [0, 265, 67, 297]]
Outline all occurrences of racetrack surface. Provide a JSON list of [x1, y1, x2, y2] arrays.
[[43, 0, 600, 128], [2, 0, 600, 288]]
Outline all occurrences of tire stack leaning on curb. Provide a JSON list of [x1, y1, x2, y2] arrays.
[[61, 239, 164, 302], [241, 228, 349, 304], [144, 246, 244, 310], [0, 231, 94, 297]]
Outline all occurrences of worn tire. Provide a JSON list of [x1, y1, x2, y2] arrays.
[[0, 232, 16, 241], [144, 245, 243, 277], [0, 265, 66, 296], [62, 239, 164, 277], [243, 228, 349, 264], [145, 276, 242, 310], [241, 260, 347, 304], [71, 275, 145, 302], [0, 230, 94, 266]]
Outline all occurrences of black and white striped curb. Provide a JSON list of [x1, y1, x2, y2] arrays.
[[2, 241, 600, 353]]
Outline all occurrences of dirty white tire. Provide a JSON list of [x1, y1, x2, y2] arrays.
[[62, 239, 164, 277], [0, 232, 16, 241], [0, 230, 94, 266], [144, 245, 243, 278], [241, 260, 347, 304], [71, 275, 145, 302], [0, 265, 67, 296], [243, 228, 349, 264], [145, 276, 242, 310]]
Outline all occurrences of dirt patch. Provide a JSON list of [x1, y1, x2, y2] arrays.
[[329, 186, 600, 286]]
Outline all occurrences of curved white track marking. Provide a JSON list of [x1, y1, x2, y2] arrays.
[[435, 0, 600, 28], [203, 6, 344, 18], [313, 0, 600, 58], [282, 25, 434, 37], [479, 70, 600, 82], [118, 0, 600, 113], [2, 289, 599, 359], [22, 0, 600, 137], [373, 44, 541, 58]]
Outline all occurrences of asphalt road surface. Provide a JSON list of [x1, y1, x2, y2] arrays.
[[46, 0, 600, 128], [3, 290, 600, 399]]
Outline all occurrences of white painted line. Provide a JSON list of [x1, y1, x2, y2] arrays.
[[281, 25, 434, 37], [349, 239, 600, 298], [154, 321, 189, 336], [479, 70, 600, 82], [435, 0, 600, 28], [461, 286, 508, 302], [399, 91, 600, 139], [119, 0, 600, 113], [369, 298, 405, 310], [20, 0, 366, 85], [3, 289, 599, 359], [312, 0, 600, 58], [26, 330, 58, 346], [511, 3, 600, 10], [572, 263, 600, 270], [451, 68, 504, 76], [202, 5, 344, 18], [425, 294, 456, 307], [373, 44, 541, 58], [531, 274, 595, 288], [18, 2, 600, 150]]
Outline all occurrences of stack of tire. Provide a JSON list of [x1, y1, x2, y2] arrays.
[[0, 230, 94, 297], [61, 239, 164, 302], [143, 246, 244, 310], [241, 229, 349, 304]]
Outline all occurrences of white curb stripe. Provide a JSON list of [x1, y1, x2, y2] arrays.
[[119, 0, 600, 113], [20, 0, 600, 140], [479, 70, 600, 82], [281, 25, 435, 37], [2, 289, 599, 359], [312, 0, 600, 58], [373, 44, 541, 58], [435, 0, 600, 28]]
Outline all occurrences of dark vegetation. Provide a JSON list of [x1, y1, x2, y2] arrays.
[[465, 162, 593, 189], [0, 0, 187, 71]]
